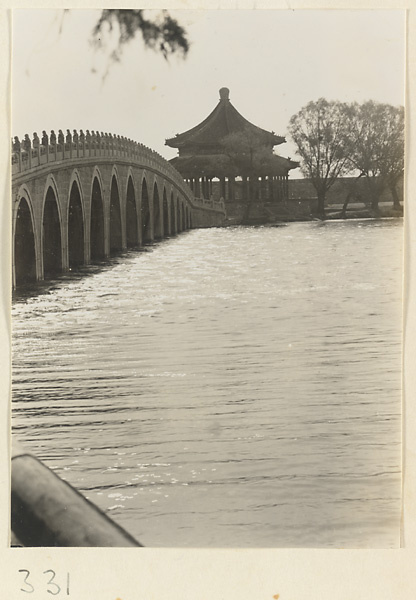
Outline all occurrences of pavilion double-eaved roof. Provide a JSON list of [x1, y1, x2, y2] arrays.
[[166, 87, 285, 152], [165, 87, 298, 203]]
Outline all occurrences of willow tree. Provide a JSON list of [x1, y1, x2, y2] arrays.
[[382, 106, 405, 210], [347, 101, 404, 211], [91, 9, 189, 61], [288, 99, 353, 217]]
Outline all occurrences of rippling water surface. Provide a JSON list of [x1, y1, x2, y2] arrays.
[[12, 220, 403, 547]]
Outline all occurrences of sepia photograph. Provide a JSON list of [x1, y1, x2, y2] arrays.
[[10, 8, 405, 551]]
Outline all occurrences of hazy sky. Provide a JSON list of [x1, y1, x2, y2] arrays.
[[13, 9, 405, 162]]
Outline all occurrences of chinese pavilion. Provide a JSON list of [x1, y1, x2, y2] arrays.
[[165, 87, 298, 204]]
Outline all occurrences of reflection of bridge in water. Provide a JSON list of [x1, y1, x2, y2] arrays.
[[11, 132, 226, 288]]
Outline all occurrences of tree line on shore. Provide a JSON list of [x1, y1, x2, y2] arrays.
[[288, 99, 404, 217]]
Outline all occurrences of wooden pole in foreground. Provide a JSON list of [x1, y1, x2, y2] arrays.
[[11, 443, 142, 547]]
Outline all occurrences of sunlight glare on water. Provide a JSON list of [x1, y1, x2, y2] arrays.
[[12, 220, 403, 547]]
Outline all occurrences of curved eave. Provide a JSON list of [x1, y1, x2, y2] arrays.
[[167, 137, 286, 151], [169, 154, 298, 178], [166, 134, 286, 150]]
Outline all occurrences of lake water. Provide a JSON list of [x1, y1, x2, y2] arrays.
[[12, 219, 403, 547]]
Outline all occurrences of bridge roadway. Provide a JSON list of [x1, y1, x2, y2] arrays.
[[11, 132, 226, 288]]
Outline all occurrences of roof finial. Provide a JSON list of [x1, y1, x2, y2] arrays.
[[219, 87, 230, 101]]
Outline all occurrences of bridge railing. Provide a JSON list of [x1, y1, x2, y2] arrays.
[[11, 131, 225, 216]]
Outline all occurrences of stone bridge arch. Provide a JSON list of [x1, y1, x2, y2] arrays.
[[152, 179, 163, 240], [170, 192, 176, 235], [13, 185, 39, 287], [162, 187, 169, 236], [140, 174, 152, 243], [42, 175, 64, 279], [67, 170, 86, 269], [178, 199, 185, 233], [125, 168, 140, 248], [109, 167, 123, 254], [90, 168, 106, 262]]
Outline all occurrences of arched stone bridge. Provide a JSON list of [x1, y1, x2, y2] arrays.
[[11, 132, 226, 288]]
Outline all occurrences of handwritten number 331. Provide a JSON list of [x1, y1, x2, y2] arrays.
[[19, 570, 70, 595]]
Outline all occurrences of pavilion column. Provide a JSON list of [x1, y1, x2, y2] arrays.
[[220, 177, 226, 199], [247, 177, 253, 201], [253, 177, 259, 201], [195, 178, 200, 198], [284, 174, 289, 202], [271, 177, 276, 202], [247, 176, 253, 201], [228, 176, 235, 201], [268, 176, 274, 202], [278, 176, 283, 202], [261, 177, 266, 201], [242, 176, 248, 201], [247, 177, 252, 201]]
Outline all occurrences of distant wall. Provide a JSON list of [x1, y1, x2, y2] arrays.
[[288, 176, 404, 205]]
